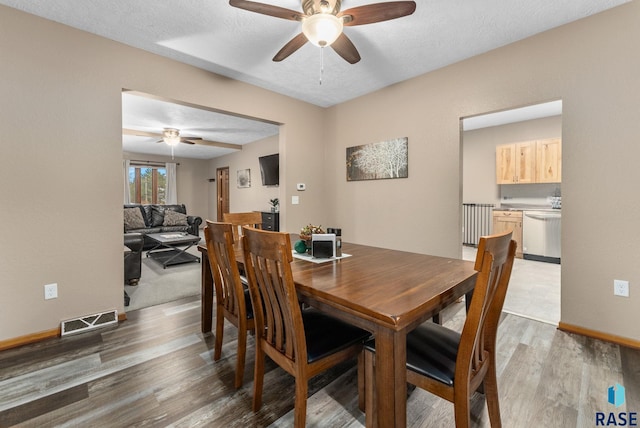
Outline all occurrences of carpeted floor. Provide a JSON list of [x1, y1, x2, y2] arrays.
[[124, 237, 203, 312]]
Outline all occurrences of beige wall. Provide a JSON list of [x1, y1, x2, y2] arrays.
[[0, 6, 325, 342], [2, 1, 639, 344], [123, 152, 210, 222], [463, 115, 562, 205], [207, 135, 280, 221], [325, 3, 640, 340]]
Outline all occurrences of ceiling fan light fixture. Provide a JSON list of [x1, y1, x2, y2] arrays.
[[163, 128, 181, 146], [302, 13, 343, 47]]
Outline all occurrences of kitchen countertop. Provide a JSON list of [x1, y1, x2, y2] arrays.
[[496, 204, 561, 212]]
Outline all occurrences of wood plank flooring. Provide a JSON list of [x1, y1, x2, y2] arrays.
[[1, 296, 638, 427]]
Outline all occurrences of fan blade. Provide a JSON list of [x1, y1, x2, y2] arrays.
[[273, 33, 308, 62], [181, 137, 202, 141], [331, 33, 361, 64], [339, 1, 416, 26], [194, 140, 243, 150], [180, 139, 196, 145], [229, 0, 304, 21]]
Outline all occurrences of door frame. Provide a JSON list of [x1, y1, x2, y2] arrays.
[[216, 167, 230, 221]]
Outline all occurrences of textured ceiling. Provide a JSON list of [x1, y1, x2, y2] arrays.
[[2, 0, 626, 158], [121, 92, 280, 160], [1, 0, 628, 107]]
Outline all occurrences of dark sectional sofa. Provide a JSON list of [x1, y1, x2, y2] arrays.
[[124, 204, 202, 249], [124, 232, 144, 286]]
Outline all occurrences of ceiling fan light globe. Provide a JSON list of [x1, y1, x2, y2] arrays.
[[162, 128, 181, 146], [302, 13, 343, 47], [164, 136, 180, 146]]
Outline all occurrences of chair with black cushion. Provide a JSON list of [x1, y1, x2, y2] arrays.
[[241, 226, 371, 428], [222, 212, 262, 242], [361, 231, 516, 427], [204, 220, 255, 389]]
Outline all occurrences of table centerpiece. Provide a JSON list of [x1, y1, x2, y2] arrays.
[[296, 224, 325, 254]]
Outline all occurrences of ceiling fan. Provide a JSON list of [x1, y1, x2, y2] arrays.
[[122, 128, 242, 150], [156, 128, 201, 146], [229, 0, 417, 64]]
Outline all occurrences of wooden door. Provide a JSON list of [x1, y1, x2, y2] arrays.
[[536, 138, 562, 183], [216, 167, 230, 221]]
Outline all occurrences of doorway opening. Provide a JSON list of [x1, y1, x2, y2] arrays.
[[460, 100, 562, 325], [121, 90, 280, 312]]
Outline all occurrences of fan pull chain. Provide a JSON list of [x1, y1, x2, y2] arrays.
[[319, 47, 324, 86]]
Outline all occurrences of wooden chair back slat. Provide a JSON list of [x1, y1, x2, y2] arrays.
[[459, 232, 515, 375], [242, 227, 303, 362], [205, 222, 245, 319], [203, 220, 254, 389], [222, 212, 263, 242]]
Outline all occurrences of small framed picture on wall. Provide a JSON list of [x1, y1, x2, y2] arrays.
[[237, 169, 251, 188]]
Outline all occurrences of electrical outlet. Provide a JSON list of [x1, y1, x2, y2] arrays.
[[613, 280, 629, 297], [44, 283, 58, 300]]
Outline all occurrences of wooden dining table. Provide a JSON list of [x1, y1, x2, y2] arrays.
[[198, 237, 477, 428]]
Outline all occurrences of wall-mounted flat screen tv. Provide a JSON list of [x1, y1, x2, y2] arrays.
[[259, 153, 279, 186]]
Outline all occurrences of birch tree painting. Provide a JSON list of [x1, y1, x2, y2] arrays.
[[346, 137, 408, 181]]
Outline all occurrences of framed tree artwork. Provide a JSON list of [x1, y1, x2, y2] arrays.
[[346, 137, 408, 181]]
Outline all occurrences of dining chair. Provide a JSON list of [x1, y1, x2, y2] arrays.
[[222, 211, 263, 242], [360, 230, 516, 427], [204, 220, 255, 389], [241, 226, 371, 428]]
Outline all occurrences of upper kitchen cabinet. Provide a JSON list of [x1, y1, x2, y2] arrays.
[[496, 141, 536, 184], [496, 139, 562, 184], [536, 138, 562, 183]]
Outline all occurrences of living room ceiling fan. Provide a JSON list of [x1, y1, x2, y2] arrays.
[[122, 128, 243, 150], [229, 0, 417, 64], [156, 128, 200, 146]]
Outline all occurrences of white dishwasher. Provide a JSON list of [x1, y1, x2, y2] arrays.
[[522, 210, 561, 264]]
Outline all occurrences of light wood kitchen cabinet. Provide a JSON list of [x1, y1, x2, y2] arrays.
[[496, 139, 562, 184], [492, 210, 523, 258], [496, 141, 536, 184], [536, 138, 562, 183]]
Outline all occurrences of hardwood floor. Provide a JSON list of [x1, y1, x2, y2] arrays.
[[1, 296, 638, 427]]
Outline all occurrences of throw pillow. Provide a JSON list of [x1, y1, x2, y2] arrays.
[[163, 209, 188, 226], [151, 206, 165, 227], [124, 207, 146, 231], [166, 204, 186, 214]]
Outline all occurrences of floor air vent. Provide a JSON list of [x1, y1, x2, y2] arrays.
[[61, 310, 118, 336]]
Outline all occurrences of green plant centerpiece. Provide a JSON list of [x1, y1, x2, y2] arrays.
[[299, 224, 324, 241], [296, 224, 325, 253]]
